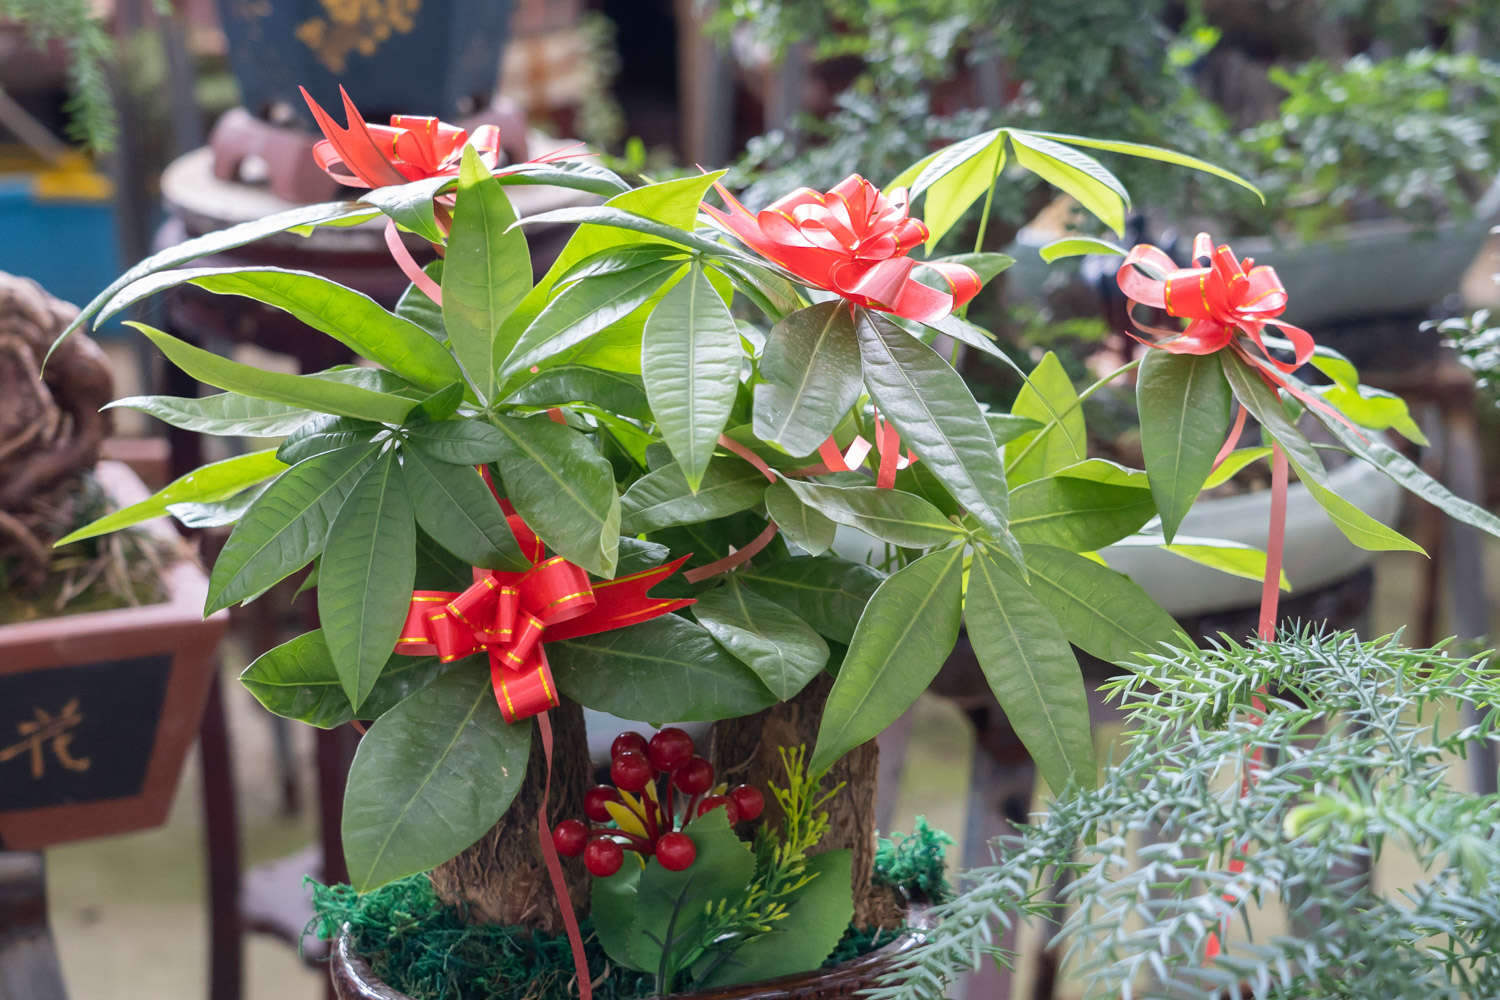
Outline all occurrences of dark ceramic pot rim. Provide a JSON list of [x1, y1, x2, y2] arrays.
[[331, 910, 928, 1000]]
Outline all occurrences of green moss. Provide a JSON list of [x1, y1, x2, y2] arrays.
[[873, 817, 955, 903]]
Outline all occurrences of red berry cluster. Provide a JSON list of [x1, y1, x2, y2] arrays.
[[551, 728, 765, 877]]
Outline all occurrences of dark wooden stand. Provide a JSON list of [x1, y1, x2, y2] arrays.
[[0, 853, 67, 1000]]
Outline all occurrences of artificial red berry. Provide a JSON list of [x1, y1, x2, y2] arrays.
[[648, 727, 696, 773], [584, 785, 619, 823], [611, 750, 653, 793], [729, 785, 764, 822], [611, 731, 648, 760], [696, 794, 739, 824], [584, 838, 624, 877], [673, 756, 714, 795], [656, 832, 697, 871], [552, 819, 589, 857]]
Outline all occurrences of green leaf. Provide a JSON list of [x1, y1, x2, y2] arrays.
[[692, 578, 828, 700], [1008, 476, 1156, 552], [240, 630, 458, 728], [764, 480, 836, 555], [276, 415, 381, 464], [1053, 458, 1149, 489], [753, 301, 863, 458], [906, 128, 1002, 198], [127, 322, 419, 424], [1021, 543, 1187, 664], [549, 614, 776, 721], [1202, 446, 1272, 490], [319, 452, 417, 709], [99, 267, 463, 390], [935, 252, 1015, 283], [739, 554, 885, 645], [1110, 532, 1290, 590], [1313, 383, 1427, 446], [401, 447, 529, 571], [57, 448, 285, 546], [620, 458, 766, 534], [443, 146, 531, 401], [964, 546, 1095, 792], [342, 668, 531, 890], [490, 415, 621, 578], [1313, 405, 1500, 542], [811, 546, 963, 776], [643, 265, 742, 489], [777, 478, 963, 549], [1006, 351, 1087, 485], [1137, 351, 1233, 542], [105, 392, 317, 437], [985, 412, 1045, 446], [360, 176, 453, 242], [167, 482, 269, 529], [494, 158, 630, 196], [1290, 457, 1426, 554], [1007, 130, 1128, 237], [394, 260, 445, 340], [1038, 236, 1126, 262], [855, 310, 1018, 558], [52, 198, 362, 358], [500, 261, 682, 377], [921, 131, 1006, 250], [403, 420, 509, 465], [504, 365, 651, 421], [699, 848, 853, 988], [1023, 130, 1263, 202], [1220, 352, 1325, 483], [515, 205, 735, 260], [206, 445, 379, 612]]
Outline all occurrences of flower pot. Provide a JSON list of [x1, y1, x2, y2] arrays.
[[328, 919, 925, 1000], [213, 0, 516, 127], [1100, 458, 1402, 618], [0, 461, 227, 850]]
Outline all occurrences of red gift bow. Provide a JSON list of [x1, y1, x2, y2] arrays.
[[395, 511, 692, 723], [703, 174, 982, 324]]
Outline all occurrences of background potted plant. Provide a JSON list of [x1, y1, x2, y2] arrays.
[[47, 80, 1500, 998]]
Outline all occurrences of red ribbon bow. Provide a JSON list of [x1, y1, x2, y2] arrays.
[[395, 511, 692, 723], [703, 174, 982, 323]]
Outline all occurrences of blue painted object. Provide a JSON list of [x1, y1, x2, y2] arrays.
[[0, 168, 122, 334]]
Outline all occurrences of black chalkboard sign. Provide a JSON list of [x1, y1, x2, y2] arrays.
[[0, 655, 171, 812]]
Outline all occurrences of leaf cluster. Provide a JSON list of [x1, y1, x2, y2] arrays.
[[872, 628, 1500, 1000]]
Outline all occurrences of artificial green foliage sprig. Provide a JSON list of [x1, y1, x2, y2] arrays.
[[872, 628, 1500, 1000], [873, 817, 954, 903]]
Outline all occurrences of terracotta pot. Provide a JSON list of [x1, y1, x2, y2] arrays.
[[330, 916, 926, 1000], [0, 461, 227, 849]]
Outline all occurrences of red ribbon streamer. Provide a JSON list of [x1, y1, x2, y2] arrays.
[[536, 712, 592, 1000]]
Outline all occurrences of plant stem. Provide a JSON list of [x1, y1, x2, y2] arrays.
[[951, 133, 1007, 365]]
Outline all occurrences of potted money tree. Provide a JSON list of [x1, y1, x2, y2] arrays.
[[48, 85, 1500, 999]]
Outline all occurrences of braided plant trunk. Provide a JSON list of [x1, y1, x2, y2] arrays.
[[429, 698, 592, 932], [707, 673, 906, 930]]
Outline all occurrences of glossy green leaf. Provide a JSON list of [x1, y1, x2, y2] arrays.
[[167, 482, 269, 529], [403, 420, 509, 465], [905, 128, 1002, 198], [1021, 543, 1187, 664], [53, 198, 362, 357], [100, 267, 462, 390], [1288, 455, 1426, 554], [1008, 476, 1156, 551], [1202, 446, 1272, 490], [1006, 351, 1087, 485], [699, 848, 853, 987], [965, 546, 1095, 792], [206, 445, 379, 612], [1137, 350, 1233, 542], [753, 301, 863, 458], [514, 205, 734, 260], [127, 322, 419, 424], [692, 578, 828, 700], [493, 158, 629, 195], [500, 261, 682, 377], [811, 546, 963, 776], [1054, 458, 1149, 489], [643, 265, 742, 489], [360, 176, 452, 243], [444, 146, 530, 401], [935, 251, 1015, 283], [778, 478, 962, 549], [1008, 130, 1128, 236], [490, 415, 620, 577], [855, 310, 1017, 558], [1220, 352, 1325, 483], [401, 447, 529, 571], [1023, 130, 1263, 201], [922, 131, 1006, 250], [394, 260, 445, 340], [550, 614, 776, 721], [739, 554, 885, 645], [105, 392, 317, 437], [620, 457, 765, 534], [909, 311, 1013, 364], [1314, 383, 1427, 446], [985, 412, 1045, 446], [276, 415, 381, 464], [319, 452, 417, 709], [1111, 532, 1290, 590], [504, 365, 651, 421], [1038, 236, 1126, 262], [342, 668, 530, 890], [57, 448, 285, 546], [764, 480, 836, 555]]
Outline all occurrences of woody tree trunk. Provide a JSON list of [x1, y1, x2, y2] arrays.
[[707, 673, 905, 929], [429, 698, 591, 932]]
